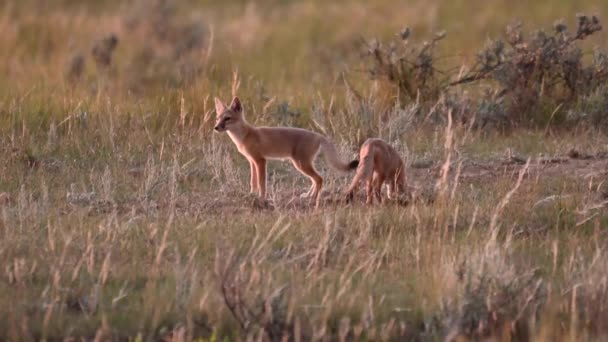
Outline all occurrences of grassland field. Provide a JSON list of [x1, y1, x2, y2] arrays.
[[2, 0, 608, 340]]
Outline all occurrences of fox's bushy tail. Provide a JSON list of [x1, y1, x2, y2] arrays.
[[320, 139, 358, 172]]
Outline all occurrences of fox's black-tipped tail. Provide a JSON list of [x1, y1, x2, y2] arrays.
[[348, 160, 359, 170]]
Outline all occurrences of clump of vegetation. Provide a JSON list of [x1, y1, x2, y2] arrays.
[[361, 14, 605, 127], [91, 33, 119, 70], [460, 14, 604, 125], [440, 250, 546, 340], [216, 249, 294, 340], [123, 0, 209, 90], [3, 1, 608, 340], [362, 28, 448, 105], [568, 85, 608, 127]]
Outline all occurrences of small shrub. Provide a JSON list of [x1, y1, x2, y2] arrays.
[[91, 33, 118, 70], [362, 28, 448, 105], [215, 250, 294, 341], [454, 14, 604, 125], [440, 250, 546, 340], [65, 53, 85, 82], [568, 85, 608, 127], [360, 14, 604, 128], [475, 90, 509, 129], [123, 0, 209, 90]]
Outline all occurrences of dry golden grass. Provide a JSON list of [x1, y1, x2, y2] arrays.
[[2, 0, 608, 340]]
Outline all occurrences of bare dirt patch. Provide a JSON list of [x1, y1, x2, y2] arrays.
[[411, 150, 608, 184]]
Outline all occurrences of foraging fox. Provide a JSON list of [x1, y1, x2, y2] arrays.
[[214, 96, 358, 207], [345, 138, 407, 205]]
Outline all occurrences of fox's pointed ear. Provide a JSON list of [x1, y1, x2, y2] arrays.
[[229, 96, 242, 112], [214, 97, 226, 116]]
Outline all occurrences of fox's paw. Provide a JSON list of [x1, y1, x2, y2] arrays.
[[299, 187, 315, 199], [299, 192, 311, 199]]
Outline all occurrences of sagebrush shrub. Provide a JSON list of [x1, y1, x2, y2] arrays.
[[360, 14, 604, 128], [362, 29, 448, 105]]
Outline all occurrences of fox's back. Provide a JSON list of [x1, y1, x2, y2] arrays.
[[361, 139, 403, 175], [248, 126, 323, 159]]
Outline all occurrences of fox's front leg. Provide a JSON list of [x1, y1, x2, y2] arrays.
[[248, 159, 259, 194], [255, 159, 267, 199]]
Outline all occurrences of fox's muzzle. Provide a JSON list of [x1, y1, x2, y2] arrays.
[[214, 124, 225, 132]]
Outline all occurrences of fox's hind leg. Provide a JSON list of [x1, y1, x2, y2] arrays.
[[373, 174, 385, 204], [388, 173, 400, 200], [300, 184, 315, 199], [292, 159, 323, 208], [387, 182, 395, 200]]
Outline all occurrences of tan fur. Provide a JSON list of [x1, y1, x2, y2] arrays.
[[345, 138, 407, 205], [214, 96, 358, 208]]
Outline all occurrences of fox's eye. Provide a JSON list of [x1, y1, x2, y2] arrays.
[[224, 117, 232, 122]]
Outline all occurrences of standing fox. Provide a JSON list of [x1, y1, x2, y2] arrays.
[[345, 138, 407, 205], [214, 96, 358, 207]]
